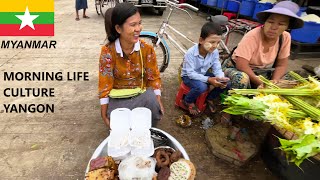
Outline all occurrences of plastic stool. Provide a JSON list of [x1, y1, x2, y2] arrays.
[[175, 82, 209, 113], [223, 12, 236, 20]]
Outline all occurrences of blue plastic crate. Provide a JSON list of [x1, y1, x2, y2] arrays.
[[217, 0, 228, 9], [201, 0, 208, 5], [252, 2, 273, 20], [239, 0, 257, 17], [227, 0, 242, 12], [207, 0, 218, 6], [291, 22, 320, 43], [297, 7, 307, 16]]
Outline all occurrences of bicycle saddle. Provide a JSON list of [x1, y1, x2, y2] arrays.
[[208, 15, 228, 26]]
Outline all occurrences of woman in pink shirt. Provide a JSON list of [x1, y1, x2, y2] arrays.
[[224, 1, 304, 89]]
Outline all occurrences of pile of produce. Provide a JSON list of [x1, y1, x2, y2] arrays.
[[223, 71, 320, 167]]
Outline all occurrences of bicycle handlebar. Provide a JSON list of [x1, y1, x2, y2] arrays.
[[178, 3, 199, 12], [166, 0, 199, 12]]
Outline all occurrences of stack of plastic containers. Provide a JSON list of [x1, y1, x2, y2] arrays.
[[239, 0, 258, 17], [226, 0, 242, 12], [252, 2, 274, 20], [201, 0, 208, 5], [291, 12, 320, 44], [217, 0, 228, 9], [207, 0, 218, 7]]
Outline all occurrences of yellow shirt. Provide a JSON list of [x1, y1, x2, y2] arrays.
[[98, 40, 161, 100]]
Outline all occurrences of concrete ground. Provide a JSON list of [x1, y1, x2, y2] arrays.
[[0, 0, 319, 179]]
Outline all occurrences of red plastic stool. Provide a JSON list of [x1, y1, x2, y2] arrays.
[[223, 12, 237, 20], [175, 82, 209, 113]]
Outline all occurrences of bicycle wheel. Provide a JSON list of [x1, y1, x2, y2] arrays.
[[225, 30, 245, 52], [139, 35, 169, 72], [100, 0, 119, 18], [95, 0, 101, 15]]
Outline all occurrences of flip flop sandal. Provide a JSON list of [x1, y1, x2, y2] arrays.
[[83, 16, 90, 19], [183, 100, 200, 116], [188, 105, 201, 116], [75, 17, 80, 21]]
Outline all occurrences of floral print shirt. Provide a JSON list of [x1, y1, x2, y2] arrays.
[[99, 39, 161, 104]]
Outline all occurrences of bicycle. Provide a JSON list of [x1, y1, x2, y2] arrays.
[[139, 0, 199, 72], [140, 0, 250, 72], [95, 0, 120, 17]]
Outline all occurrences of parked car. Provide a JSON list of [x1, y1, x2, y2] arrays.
[[125, 0, 167, 16]]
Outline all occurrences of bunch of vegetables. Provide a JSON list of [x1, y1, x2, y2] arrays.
[[223, 71, 320, 167]]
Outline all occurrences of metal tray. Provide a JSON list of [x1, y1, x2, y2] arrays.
[[85, 127, 189, 174]]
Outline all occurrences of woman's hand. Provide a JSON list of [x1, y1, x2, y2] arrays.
[[156, 95, 165, 117], [103, 116, 110, 129], [101, 104, 110, 129], [272, 57, 288, 81]]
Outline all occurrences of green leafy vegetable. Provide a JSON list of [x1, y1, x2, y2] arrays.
[[278, 135, 320, 167]]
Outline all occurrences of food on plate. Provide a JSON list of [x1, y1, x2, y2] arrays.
[[108, 133, 129, 148], [154, 147, 184, 170], [86, 156, 118, 180], [118, 156, 157, 180], [158, 166, 171, 180], [168, 159, 196, 180], [130, 133, 152, 147], [85, 168, 116, 180], [89, 156, 117, 171], [170, 151, 182, 163], [155, 150, 170, 168]]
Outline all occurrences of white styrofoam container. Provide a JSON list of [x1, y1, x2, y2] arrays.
[[130, 108, 154, 157], [107, 108, 131, 160], [129, 129, 154, 157], [107, 107, 154, 159]]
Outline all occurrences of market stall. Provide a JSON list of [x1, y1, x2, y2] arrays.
[[85, 108, 194, 179], [223, 72, 320, 179]]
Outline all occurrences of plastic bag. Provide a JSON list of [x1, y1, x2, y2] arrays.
[[118, 156, 157, 180]]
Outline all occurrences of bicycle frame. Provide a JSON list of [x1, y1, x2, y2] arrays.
[[155, 4, 197, 55], [154, 4, 232, 57]]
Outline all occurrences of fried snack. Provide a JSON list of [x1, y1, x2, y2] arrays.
[[85, 168, 115, 180], [89, 156, 116, 171], [158, 166, 171, 180], [156, 150, 170, 168], [170, 150, 182, 163], [168, 159, 196, 180]]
